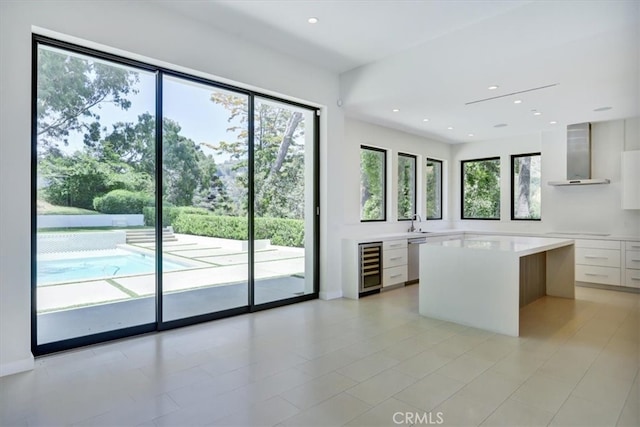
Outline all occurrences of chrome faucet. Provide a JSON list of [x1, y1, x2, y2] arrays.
[[408, 214, 422, 232]]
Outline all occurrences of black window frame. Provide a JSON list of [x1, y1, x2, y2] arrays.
[[397, 152, 417, 221], [461, 156, 501, 220], [31, 34, 320, 356], [426, 158, 443, 220], [511, 152, 542, 221], [359, 145, 387, 222]]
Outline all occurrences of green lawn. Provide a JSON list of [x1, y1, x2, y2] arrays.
[[37, 200, 100, 215]]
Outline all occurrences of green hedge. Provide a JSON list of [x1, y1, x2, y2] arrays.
[[142, 206, 209, 227], [93, 190, 153, 214], [172, 214, 304, 247]]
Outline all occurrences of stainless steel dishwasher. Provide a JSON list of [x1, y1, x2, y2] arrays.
[[407, 236, 427, 283]]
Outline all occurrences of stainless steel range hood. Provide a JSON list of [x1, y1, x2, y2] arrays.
[[548, 122, 611, 186]]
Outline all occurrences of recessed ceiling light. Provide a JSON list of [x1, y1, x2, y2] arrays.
[[307, 17, 318, 24], [550, 121, 557, 125], [593, 106, 612, 112], [488, 85, 499, 90], [533, 112, 541, 116], [447, 126, 454, 130], [468, 133, 474, 137], [494, 123, 508, 128], [422, 118, 429, 122], [514, 99, 522, 104], [392, 108, 399, 113]]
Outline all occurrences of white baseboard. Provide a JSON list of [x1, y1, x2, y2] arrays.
[[0, 354, 35, 377], [319, 290, 342, 300]]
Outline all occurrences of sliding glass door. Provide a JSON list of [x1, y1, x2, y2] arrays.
[[253, 98, 316, 305], [161, 76, 249, 321], [34, 44, 158, 346], [32, 37, 319, 354]]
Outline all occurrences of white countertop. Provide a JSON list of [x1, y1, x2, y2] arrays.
[[425, 235, 574, 257], [343, 229, 639, 244]]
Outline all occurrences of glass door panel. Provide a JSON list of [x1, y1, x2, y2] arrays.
[[161, 75, 249, 321], [253, 98, 316, 305], [35, 44, 157, 344]]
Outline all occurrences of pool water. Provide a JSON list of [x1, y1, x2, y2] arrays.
[[38, 253, 188, 285]]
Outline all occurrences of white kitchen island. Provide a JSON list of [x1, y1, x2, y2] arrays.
[[419, 235, 575, 336]]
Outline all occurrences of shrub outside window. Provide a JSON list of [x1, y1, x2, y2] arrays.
[[461, 157, 500, 220], [426, 158, 442, 220], [360, 146, 386, 221], [397, 153, 416, 221], [512, 153, 541, 220]]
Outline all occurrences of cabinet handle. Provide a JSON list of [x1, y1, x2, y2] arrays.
[[631, 277, 640, 281], [630, 245, 640, 249], [389, 244, 402, 248], [585, 256, 608, 260], [390, 274, 403, 278], [585, 273, 608, 277], [631, 259, 640, 262], [390, 257, 402, 261]]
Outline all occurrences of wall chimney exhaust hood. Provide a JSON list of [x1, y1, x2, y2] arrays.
[[548, 122, 611, 186]]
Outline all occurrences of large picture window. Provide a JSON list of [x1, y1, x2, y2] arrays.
[[461, 157, 500, 220], [426, 158, 442, 220], [360, 146, 387, 221], [32, 36, 319, 355], [512, 153, 541, 220], [397, 153, 416, 221]]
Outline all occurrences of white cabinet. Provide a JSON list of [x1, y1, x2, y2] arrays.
[[575, 248, 621, 268], [383, 248, 407, 268], [621, 151, 640, 210], [383, 239, 407, 287], [575, 239, 622, 286], [624, 242, 640, 288]]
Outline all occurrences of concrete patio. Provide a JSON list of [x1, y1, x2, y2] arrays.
[[36, 233, 311, 343]]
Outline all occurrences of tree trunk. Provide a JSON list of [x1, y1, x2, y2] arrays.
[[270, 112, 303, 175], [254, 112, 303, 213], [516, 157, 531, 217]]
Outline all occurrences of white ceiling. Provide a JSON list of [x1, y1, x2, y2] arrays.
[[159, 0, 640, 143]]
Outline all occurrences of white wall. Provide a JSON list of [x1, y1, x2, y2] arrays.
[[343, 118, 453, 236], [450, 118, 640, 236], [0, 0, 343, 376]]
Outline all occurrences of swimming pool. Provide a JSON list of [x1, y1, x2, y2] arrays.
[[38, 252, 189, 285]]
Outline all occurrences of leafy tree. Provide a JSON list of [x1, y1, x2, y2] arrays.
[[161, 119, 206, 206], [36, 46, 138, 153], [39, 151, 142, 210], [397, 155, 415, 220], [462, 159, 500, 219], [208, 94, 307, 219], [426, 160, 442, 219], [95, 112, 156, 178], [360, 148, 385, 220]]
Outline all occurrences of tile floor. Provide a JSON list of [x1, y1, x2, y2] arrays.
[[0, 285, 638, 426]]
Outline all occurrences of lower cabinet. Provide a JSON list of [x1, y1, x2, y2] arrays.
[[575, 239, 622, 286], [382, 239, 407, 287], [624, 242, 640, 288]]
